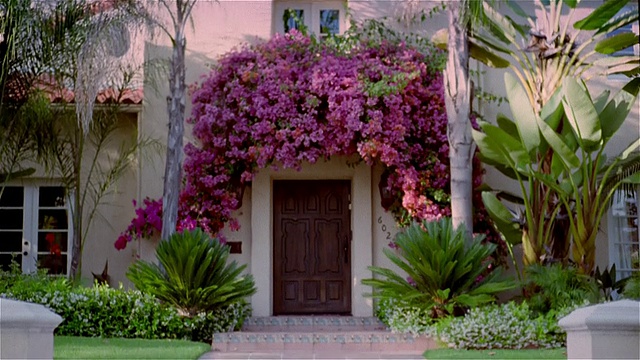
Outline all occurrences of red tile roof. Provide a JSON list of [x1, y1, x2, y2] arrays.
[[47, 87, 143, 105]]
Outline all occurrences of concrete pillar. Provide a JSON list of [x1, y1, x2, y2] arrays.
[[0, 298, 63, 360], [559, 300, 640, 360]]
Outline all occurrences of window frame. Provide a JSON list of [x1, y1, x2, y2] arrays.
[[0, 181, 73, 275], [608, 185, 639, 279], [274, 0, 347, 37]]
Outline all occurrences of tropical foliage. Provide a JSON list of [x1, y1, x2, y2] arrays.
[[127, 228, 256, 317], [363, 218, 514, 319], [117, 29, 500, 251], [433, 0, 640, 272], [524, 263, 598, 315], [475, 75, 639, 273], [449, 0, 639, 112]]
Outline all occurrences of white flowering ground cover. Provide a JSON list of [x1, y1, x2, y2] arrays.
[[54, 336, 209, 359], [423, 348, 567, 359]]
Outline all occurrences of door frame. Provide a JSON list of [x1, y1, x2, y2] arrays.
[[249, 158, 373, 316]]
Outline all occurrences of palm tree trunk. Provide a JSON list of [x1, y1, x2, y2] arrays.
[[161, 3, 187, 241], [444, 1, 474, 241]]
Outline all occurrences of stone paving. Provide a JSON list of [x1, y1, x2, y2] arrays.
[[199, 350, 424, 359], [200, 316, 432, 360]]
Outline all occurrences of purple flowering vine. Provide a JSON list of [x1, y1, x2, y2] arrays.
[[116, 31, 501, 254]]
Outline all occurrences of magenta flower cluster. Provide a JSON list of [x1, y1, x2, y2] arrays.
[[116, 31, 497, 251]]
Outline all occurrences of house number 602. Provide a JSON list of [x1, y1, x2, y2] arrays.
[[377, 216, 392, 240]]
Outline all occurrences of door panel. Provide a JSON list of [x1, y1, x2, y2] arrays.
[[273, 180, 351, 314]]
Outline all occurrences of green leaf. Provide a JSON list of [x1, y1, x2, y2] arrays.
[[536, 115, 580, 169], [595, 32, 640, 54], [562, 77, 602, 151], [481, 192, 522, 245], [596, 9, 639, 36], [469, 39, 510, 68], [592, 90, 611, 114], [505, 73, 540, 153], [483, 2, 518, 43], [574, 0, 630, 30], [623, 77, 640, 96], [496, 113, 520, 140], [472, 129, 510, 167], [540, 87, 564, 131], [480, 122, 529, 166], [564, 0, 579, 8], [600, 87, 639, 141], [506, 1, 529, 18]]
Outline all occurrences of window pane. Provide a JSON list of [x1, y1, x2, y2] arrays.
[[39, 210, 68, 230], [0, 187, 23, 207], [0, 209, 23, 229], [319, 10, 339, 35], [0, 253, 21, 272], [0, 231, 23, 252], [38, 231, 68, 253], [39, 186, 66, 207], [38, 254, 67, 275], [284, 9, 304, 32]]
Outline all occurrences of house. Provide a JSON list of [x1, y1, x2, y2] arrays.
[[1, 0, 638, 317]]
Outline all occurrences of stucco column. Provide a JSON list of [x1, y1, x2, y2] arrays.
[[0, 298, 63, 360], [250, 171, 272, 316], [559, 300, 640, 360], [352, 163, 373, 316]]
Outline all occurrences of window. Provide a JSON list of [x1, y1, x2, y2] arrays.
[[0, 185, 72, 275], [276, 1, 346, 38], [608, 186, 639, 279]]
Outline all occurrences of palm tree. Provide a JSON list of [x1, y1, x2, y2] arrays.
[[1, 0, 151, 280], [442, 1, 499, 241], [147, 0, 197, 242]]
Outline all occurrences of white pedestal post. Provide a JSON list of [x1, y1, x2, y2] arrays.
[[559, 300, 640, 360], [0, 298, 63, 360]]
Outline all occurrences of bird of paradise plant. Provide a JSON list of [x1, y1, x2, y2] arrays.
[[474, 75, 639, 274]]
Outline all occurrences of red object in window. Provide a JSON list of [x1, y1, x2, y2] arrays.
[[50, 243, 61, 256], [45, 233, 55, 244]]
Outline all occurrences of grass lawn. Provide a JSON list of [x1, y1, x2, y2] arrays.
[[54, 336, 210, 359], [424, 348, 567, 359]]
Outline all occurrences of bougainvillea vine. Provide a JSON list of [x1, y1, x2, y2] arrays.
[[116, 31, 500, 253]]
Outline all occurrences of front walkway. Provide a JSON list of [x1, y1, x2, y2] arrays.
[[199, 350, 424, 359]]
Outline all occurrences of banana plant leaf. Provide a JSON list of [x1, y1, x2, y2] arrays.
[[595, 32, 640, 55], [562, 78, 602, 152], [481, 191, 522, 245], [574, 0, 631, 30], [505, 73, 540, 153]]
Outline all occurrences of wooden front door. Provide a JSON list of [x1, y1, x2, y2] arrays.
[[273, 180, 351, 314]]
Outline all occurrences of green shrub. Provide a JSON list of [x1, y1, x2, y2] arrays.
[[127, 228, 256, 316], [622, 272, 640, 299], [363, 218, 514, 318], [524, 263, 598, 315], [0, 273, 249, 342], [375, 298, 435, 336], [435, 301, 586, 350]]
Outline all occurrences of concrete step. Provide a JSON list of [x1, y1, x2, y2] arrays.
[[241, 316, 387, 332], [211, 330, 437, 353]]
